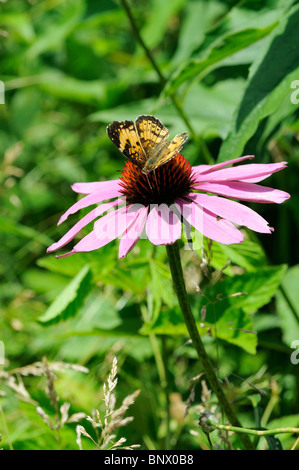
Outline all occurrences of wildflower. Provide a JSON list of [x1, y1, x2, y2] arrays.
[[47, 154, 290, 259]]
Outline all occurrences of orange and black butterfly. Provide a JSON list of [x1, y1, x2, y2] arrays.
[[106, 115, 188, 174]]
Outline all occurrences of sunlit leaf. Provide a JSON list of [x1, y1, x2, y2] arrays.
[[163, 24, 277, 96], [38, 265, 92, 325], [218, 4, 299, 161], [276, 265, 299, 344]]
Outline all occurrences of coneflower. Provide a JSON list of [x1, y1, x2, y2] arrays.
[[47, 154, 289, 259]]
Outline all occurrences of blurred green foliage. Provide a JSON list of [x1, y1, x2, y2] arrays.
[[0, 0, 299, 450]]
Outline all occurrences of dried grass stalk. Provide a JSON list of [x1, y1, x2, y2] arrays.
[[76, 356, 140, 450]]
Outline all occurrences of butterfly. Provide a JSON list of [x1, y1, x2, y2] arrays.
[[106, 115, 188, 174]]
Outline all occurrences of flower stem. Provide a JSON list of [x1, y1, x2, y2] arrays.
[[166, 241, 255, 450]]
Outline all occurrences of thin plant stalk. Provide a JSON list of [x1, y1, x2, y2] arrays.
[[141, 305, 170, 448], [214, 424, 299, 437], [161, 335, 171, 450], [200, 410, 299, 449], [166, 241, 255, 450], [119, 0, 213, 164]]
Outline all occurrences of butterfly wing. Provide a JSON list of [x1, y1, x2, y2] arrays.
[[142, 132, 188, 173], [107, 115, 188, 173], [106, 120, 146, 168], [135, 115, 169, 157]]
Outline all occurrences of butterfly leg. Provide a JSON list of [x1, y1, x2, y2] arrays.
[[145, 173, 152, 190], [153, 169, 159, 193]]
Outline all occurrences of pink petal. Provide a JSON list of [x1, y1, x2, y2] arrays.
[[119, 206, 148, 259], [176, 199, 243, 245], [234, 162, 288, 183], [58, 189, 122, 226], [67, 204, 141, 254], [55, 208, 125, 258], [71, 179, 121, 195], [192, 155, 254, 175], [193, 181, 290, 203], [47, 199, 122, 253], [146, 204, 182, 245], [195, 162, 288, 184], [189, 193, 271, 233]]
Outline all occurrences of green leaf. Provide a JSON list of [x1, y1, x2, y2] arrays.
[[142, 303, 257, 354], [21, 268, 69, 300], [276, 265, 299, 345], [40, 247, 116, 276], [89, 98, 156, 123], [38, 265, 92, 325], [211, 308, 257, 354], [212, 265, 287, 316], [171, 0, 226, 66], [26, 0, 84, 59], [219, 239, 267, 273], [143, 265, 287, 354], [141, 0, 185, 50], [0, 215, 52, 246], [148, 259, 177, 322], [218, 4, 299, 161], [203, 238, 267, 275], [90, 80, 245, 140], [182, 80, 245, 139], [163, 24, 277, 96], [256, 87, 299, 151], [27, 69, 124, 106]]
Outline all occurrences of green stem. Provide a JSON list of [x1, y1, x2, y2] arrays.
[[161, 336, 171, 450], [120, 0, 166, 86], [142, 308, 170, 447], [141, 303, 167, 387], [119, 0, 213, 164], [215, 423, 299, 437], [166, 242, 255, 450]]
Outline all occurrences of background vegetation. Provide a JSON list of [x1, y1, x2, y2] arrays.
[[0, 0, 299, 450]]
